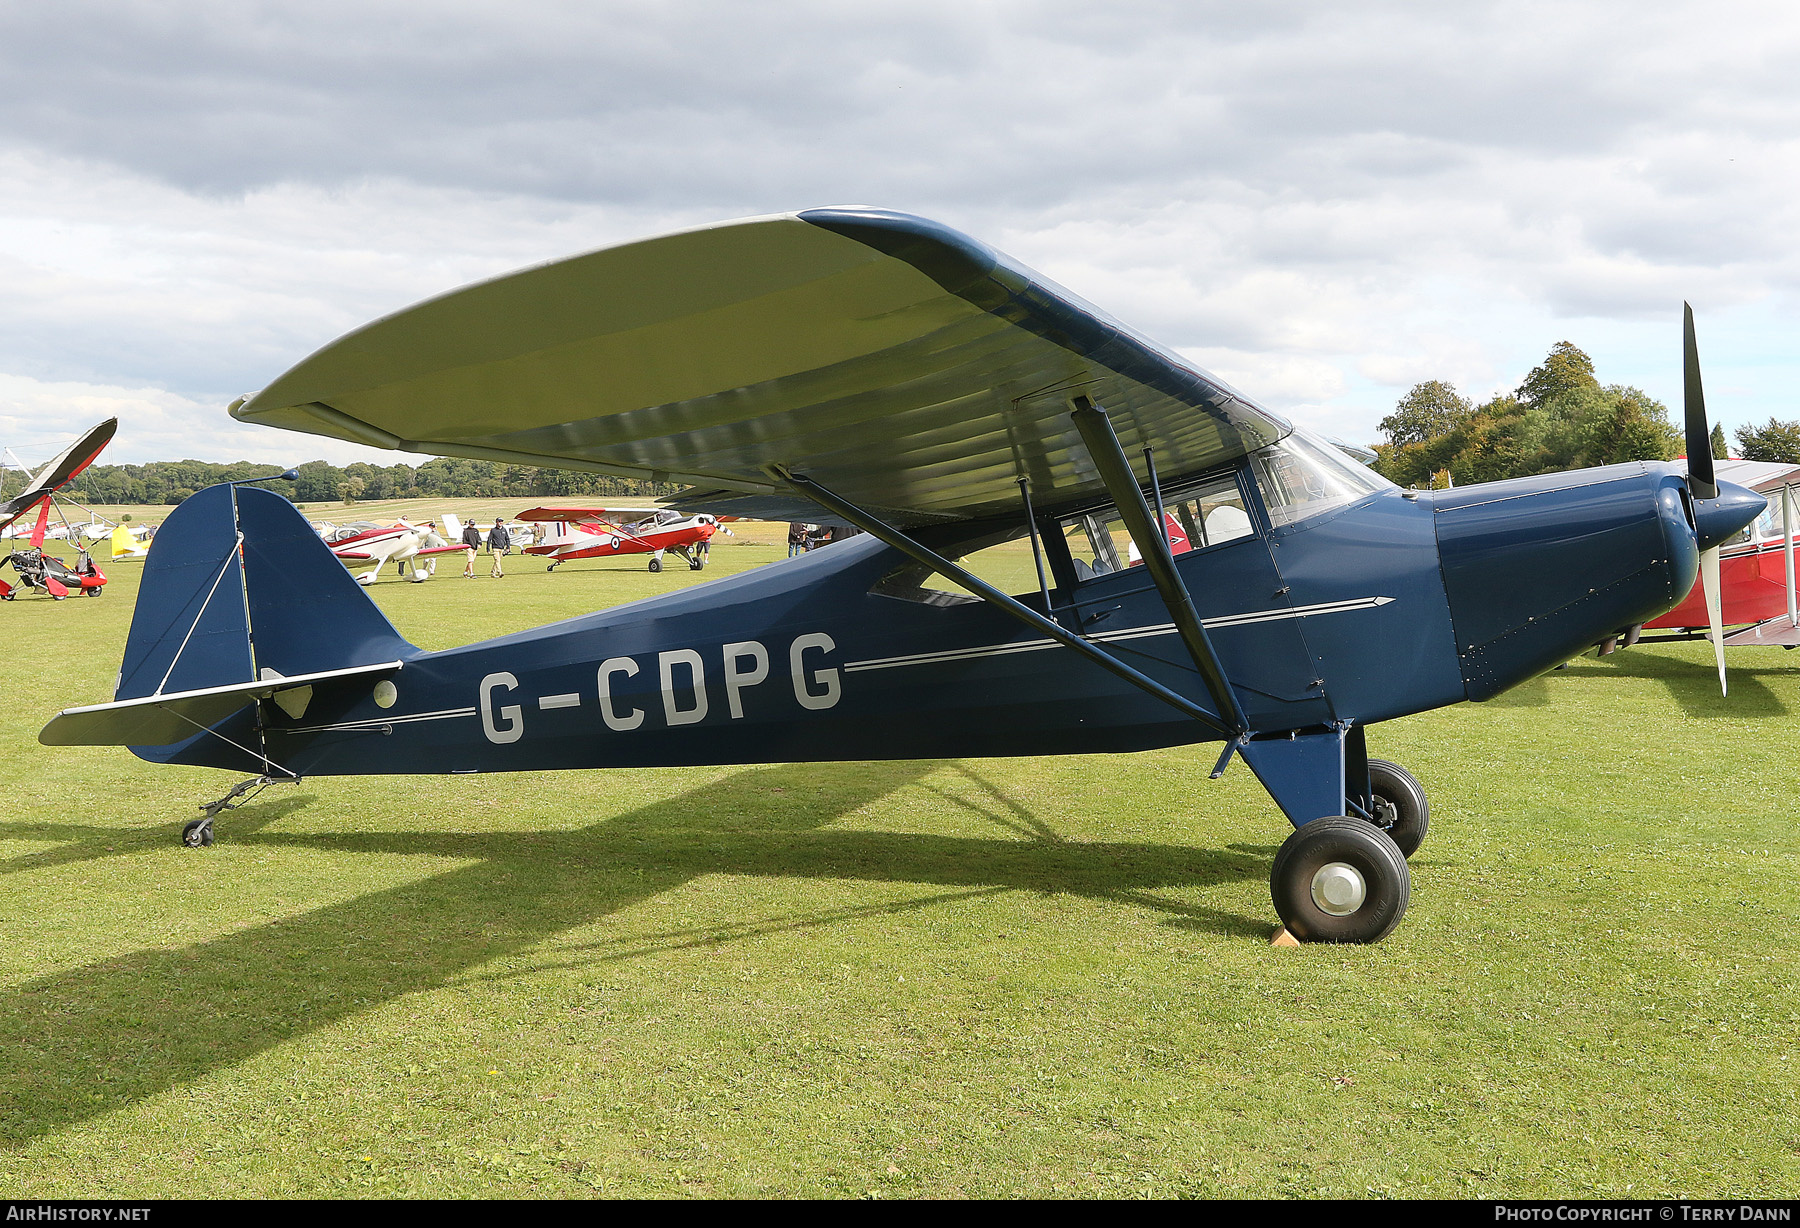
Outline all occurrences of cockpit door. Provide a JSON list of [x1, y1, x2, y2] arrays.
[[1062, 467, 1334, 732]]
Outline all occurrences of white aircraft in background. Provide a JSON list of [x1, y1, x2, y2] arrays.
[[320, 519, 466, 584]]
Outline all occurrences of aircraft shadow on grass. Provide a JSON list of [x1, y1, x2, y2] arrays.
[[1477, 650, 1798, 718], [0, 761, 1268, 1145], [1582, 649, 1797, 719]]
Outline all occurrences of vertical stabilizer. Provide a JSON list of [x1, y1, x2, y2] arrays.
[[116, 484, 418, 707], [116, 485, 255, 701]]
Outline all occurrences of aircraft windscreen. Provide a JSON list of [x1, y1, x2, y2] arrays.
[[1249, 430, 1393, 529]]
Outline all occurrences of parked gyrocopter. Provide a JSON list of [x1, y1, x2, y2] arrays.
[[1, 418, 117, 602]]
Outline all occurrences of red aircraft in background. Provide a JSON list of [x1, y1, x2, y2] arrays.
[[0, 418, 116, 601], [519, 506, 719, 573], [1639, 460, 1800, 654]]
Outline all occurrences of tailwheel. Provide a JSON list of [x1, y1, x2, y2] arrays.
[[1270, 816, 1409, 943], [546, 562, 558, 572], [181, 819, 215, 848], [1366, 759, 1429, 858]]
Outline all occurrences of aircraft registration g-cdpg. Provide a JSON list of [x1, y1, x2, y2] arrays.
[[41, 208, 1764, 943]]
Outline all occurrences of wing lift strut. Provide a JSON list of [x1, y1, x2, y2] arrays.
[[776, 395, 1370, 830], [776, 394, 1251, 754]]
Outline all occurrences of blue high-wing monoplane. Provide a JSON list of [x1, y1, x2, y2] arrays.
[[40, 208, 1764, 943]]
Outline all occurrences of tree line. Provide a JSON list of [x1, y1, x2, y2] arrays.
[[1375, 341, 1800, 486], [5, 455, 680, 508]]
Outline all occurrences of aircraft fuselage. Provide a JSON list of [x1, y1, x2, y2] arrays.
[[137, 459, 1724, 780]]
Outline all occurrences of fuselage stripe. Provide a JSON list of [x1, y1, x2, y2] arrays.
[[842, 597, 1392, 674], [276, 706, 478, 735]]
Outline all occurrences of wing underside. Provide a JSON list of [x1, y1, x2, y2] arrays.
[[232, 209, 1288, 525]]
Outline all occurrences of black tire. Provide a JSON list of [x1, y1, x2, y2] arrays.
[[648, 558, 662, 573], [181, 819, 214, 848], [1270, 817, 1409, 943], [1366, 759, 1429, 858], [689, 558, 704, 571]]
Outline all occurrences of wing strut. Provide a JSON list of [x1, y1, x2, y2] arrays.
[[776, 469, 1236, 738], [1068, 395, 1251, 736]]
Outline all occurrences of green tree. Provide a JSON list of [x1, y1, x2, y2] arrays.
[[1734, 418, 1800, 463], [1516, 341, 1599, 408], [1379, 380, 1474, 447], [1711, 422, 1728, 459]]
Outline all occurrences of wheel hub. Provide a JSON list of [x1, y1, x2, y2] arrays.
[[1310, 862, 1367, 916]]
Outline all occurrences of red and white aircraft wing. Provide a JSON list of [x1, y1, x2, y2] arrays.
[[516, 505, 664, 523]]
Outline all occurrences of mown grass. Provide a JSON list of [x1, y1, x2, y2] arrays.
[[1, 534, 1796, 1198]]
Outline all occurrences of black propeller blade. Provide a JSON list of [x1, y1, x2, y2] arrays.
[[1685, 302, 1717, 500]]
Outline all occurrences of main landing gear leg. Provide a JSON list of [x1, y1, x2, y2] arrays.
[[182, 775, 290, 847], [1239, 726, 1413, 943]]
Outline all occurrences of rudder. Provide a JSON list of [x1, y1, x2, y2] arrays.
[[117, 484, 417, 705]]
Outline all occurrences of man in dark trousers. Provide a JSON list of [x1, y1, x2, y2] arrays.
[[487, 517, 511, 578]]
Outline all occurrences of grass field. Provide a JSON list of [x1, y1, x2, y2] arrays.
[[2, 531, 1797, 1198]]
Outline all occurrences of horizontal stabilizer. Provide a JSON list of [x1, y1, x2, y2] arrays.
[[40, 661, 403, 747]]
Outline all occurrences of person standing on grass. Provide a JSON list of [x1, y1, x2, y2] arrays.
[[461, 518, 482, 577], [488, 517, 511, 578], [787, 522, 807, 558]]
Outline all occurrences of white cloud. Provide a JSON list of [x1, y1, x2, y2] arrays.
[[0, 0, 1795, 461], [0, 372, 395, 468]]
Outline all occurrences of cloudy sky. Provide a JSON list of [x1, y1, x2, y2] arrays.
[[1, 0, 1795, 469]]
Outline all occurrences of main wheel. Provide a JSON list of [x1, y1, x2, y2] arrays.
[[648, 558, 663, 573], [689, 558, 704, 571], [1270, 816, 1409, 943], [1366, 759, 1429, 858]]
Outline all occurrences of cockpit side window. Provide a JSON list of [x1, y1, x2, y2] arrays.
[[1063, 471, 1254, 584]]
